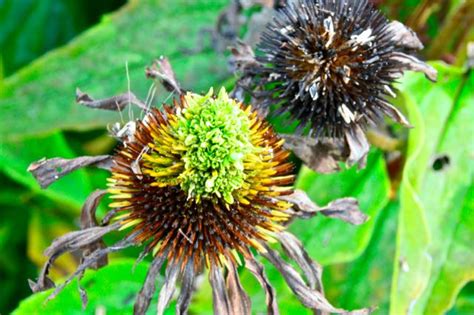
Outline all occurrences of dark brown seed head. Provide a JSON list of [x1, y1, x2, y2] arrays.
[[252, 0, 425, 138]]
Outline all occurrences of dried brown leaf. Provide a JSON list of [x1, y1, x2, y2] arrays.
[[76, 88, 147, 111], [226, 263, 251, 315], [134, 256, 167, 315], [145, 57, 183, 95]]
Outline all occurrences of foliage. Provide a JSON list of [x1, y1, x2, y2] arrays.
[[0, 0, 472, 314]]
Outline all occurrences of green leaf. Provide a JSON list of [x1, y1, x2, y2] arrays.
[[391, 62, 474, 314], [323, 201, 399, 313], [0, 0, 229, 141], [293, 150, 390, 265], [12, 259, 173, 315], [0, 132, 92, 211]]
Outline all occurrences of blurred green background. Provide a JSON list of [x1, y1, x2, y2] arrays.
[[0, 0, 472, 314]]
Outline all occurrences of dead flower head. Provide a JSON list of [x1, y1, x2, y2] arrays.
[[237, 0, 437, 169], [28, 60, 371, 315]]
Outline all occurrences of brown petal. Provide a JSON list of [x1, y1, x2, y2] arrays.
[[377, 100, 412, 128], [80, 190, 108, 269], [388, 52, 438, 82], [157, 263, 180, 315], [344, 125, 369, 169], [244, 253, 279, 315], [282, 134, 347, 173], [46, 235, 136, 303], [278, 232, 323, 293], [209, 266, 232, 315], [145, 57, 183, 95], [280, 190, 368, 225], [134, 256, 166, 315], [226, 263, 251, 315], [76, 88, 148, 111], [385, 21, 424, 50], [176, 260, 196, 315], [28, 155, 113, 189], [261, 245, 372, 314], [44, 222, 122, 257]]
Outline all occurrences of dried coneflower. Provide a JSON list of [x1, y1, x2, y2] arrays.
[[28, 71, 370, 314], [242, 0, 437, 167]]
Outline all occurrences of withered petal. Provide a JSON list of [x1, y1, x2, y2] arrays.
[[388, 52, 438, 82], [261, 245, 371, 314], [46, 236, 136, 303], [280, 190, 368, 225], [80, 190, 109, 269], [175, 260, 196, 315], [209, 267, 232, 315], [76, 88, 148, 111], [344, 125, 370, 169], [157, 263, 180, 315], [244, 253, 279, 315], [28, 155, 113, 189], [282, 134, 347, 173], [134, 256, 166, 315], [146, 57, 184, 95], [278, 231, 323, 292], [226, 263, 251, 315]]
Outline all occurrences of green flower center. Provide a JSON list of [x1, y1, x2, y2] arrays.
[[175, 88, 255, 204]]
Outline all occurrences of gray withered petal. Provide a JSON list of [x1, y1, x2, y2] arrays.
[[226, 263, 251, 315], [175, 259, 196, 315], [278, 231, 323, 292], [244, 253, 279, 315], [280, 189, 368, 225], [134, 256, 166, 315], [209, 267, 232, 315], [76, 88, 148, 111], [261, 244, 372, 315], [28, 155, 112, 189], [157, 263, 180, 315], [80, 190, 108, 269]]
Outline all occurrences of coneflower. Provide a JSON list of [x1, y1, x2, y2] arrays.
[[246, 0, 436, 159], [28, 83, 369, 314]]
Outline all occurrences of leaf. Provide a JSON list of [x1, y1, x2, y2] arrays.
[[0, 0, 230, 141], [0, 132, 93, 211], [292, 150, 390, 265], [12, 259, 175, 315], [391, 62, 474, 314], [323, 201, 399, 314]]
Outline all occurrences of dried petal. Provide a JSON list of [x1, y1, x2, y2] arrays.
[[134, 256, 166, 315], [76, 88, 147, 111], [80, 190, 109, 269], [244, 253, 279, 315], [226, 264, 251, 315], [175, 260, 196, 315], [145, 57, 183, 95], [280, 190, 368, 225], [278, 232, 323, 292], [388, 52, 438, 82], [157, 263, 180, 315], [344, 125, 370, 169], [282, 134, 347, 173], [262, 245, 371, 314], [28, 155, 112, 189], [209, 267, 232, 315]]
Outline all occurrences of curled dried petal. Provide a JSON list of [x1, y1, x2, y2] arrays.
[[28, 155, 113, 189]]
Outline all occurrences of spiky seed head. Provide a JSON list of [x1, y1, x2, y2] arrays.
[[253, 0, 422, 138], [108, 88, 294, 269]]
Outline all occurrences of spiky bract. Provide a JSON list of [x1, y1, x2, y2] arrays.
[[254, 0, 417, 138], [108, 88, 294, 269]]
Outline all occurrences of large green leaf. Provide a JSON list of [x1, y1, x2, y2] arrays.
[[0, 0, 229, 141], [294, 150, 390, 265], [391, 62, 474, 314]]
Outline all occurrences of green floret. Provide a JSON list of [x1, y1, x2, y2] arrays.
[[175, 88, 254, 204]]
